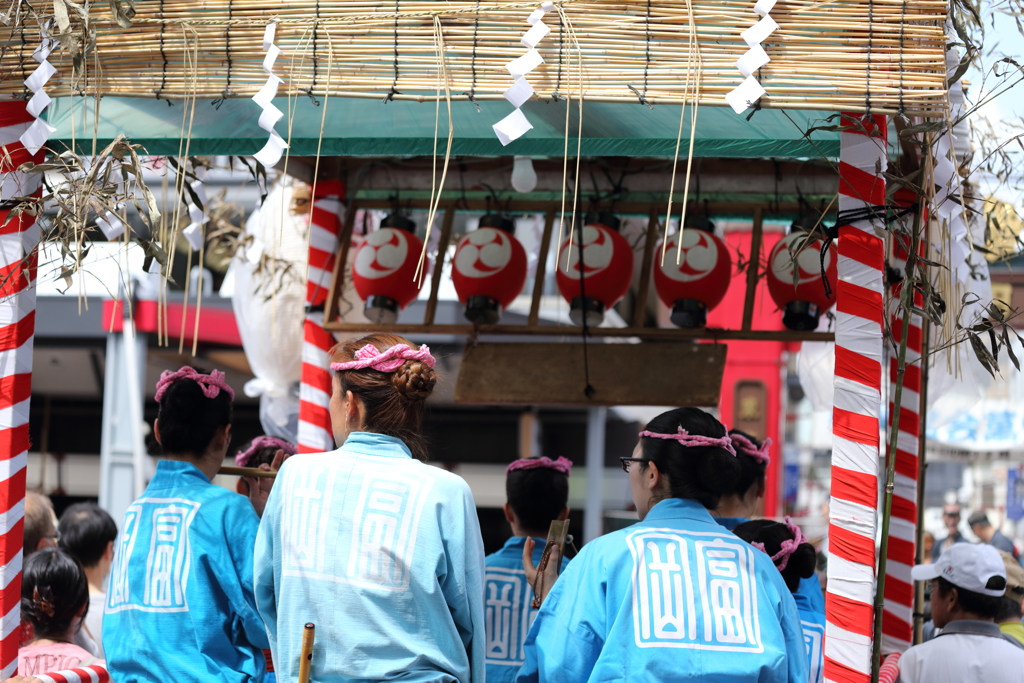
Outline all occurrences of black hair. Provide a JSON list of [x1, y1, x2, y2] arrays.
[[724, 429, 768, 498], [733, 519, 817, 592], [154, 367, 233, 458], [995, 596, 1023, 623], [58, 503, 118, 569], [234, 439, 285, 495], [638, 408, 741, 510], [237, 442, 280, 469], [506, 460, 570, 536], [936, 576, 1004, 619], [21, 548, 89, 640]]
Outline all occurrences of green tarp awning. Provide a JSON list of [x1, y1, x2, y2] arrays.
[[48, 96, 840, 158]]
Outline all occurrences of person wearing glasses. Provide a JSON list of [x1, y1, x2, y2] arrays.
[[517, 407, 807, 683]]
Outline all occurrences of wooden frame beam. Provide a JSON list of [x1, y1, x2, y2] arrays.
[[423, 203, 456, 325], [742, 207, 764, 331], [320, 321, 833, 342]]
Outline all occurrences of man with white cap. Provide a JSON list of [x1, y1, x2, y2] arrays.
[[900, 543, 1024, 682]]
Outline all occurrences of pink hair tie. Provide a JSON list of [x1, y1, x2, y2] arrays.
[[155, 367, 235, 402], [731, 433, 771, 465], [750, 517, 808, 571], [639, 426, 736, 456], [235, 436, 297, 467], [506, 456, 573, 477], [330, 343, 436, 374]]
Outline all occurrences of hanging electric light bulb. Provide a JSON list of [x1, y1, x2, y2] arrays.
[[511, 156, 538, 193]]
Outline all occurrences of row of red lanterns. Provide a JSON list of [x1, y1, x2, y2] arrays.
[[351, 211, 836, 331]]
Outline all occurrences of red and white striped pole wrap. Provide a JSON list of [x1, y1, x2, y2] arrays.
[[0, 99, 45, 679], [825, 112, 888, 683], [297, 180, 345, 454], [32, 664, 111, 683], [880, 189, 927, 655]]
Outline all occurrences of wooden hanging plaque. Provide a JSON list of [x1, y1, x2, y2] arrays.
[[454, 341, 726, 406]]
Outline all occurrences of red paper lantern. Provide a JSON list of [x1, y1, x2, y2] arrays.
[[556, 212, 634, 326], [352, 213, 425, 324], [653, 218, 732, 328], [451, 214, 528, 324], [766, 226, 838, 331]]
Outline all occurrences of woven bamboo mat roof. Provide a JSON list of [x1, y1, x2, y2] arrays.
[[0, 0, 948, 116]]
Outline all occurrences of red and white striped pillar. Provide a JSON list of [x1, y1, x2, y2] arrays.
[[825, 112, 888, 683], [30, 663, 110, 683], [880, 189, 926, 655], [297, 180, 345, 454], [0, 99, 45, 678]]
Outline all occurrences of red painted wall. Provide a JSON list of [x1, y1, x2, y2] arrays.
[[706, 229, 792, 519]]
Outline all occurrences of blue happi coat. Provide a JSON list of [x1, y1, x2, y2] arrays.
[[254, 432, 486, 683], [715, 515, 826, 615], [517, 498, 808, 683], [103, 459, 269, 683], [484, 536, 569, 683], [794, 591, 825, 683]]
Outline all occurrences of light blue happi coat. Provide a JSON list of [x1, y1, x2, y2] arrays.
[[793, 591, 825, 683], [517, 498, 808, 683], [254, 432, 486, 683], [103, 459, 270, 683], [484, 536, 569, 683]]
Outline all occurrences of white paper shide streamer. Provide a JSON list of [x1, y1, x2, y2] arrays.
[[493, 1, 554, 145], [21, 24, 57, 155], [933, 43, 980, 288], [182, 176, 210, 251], [252, 22, 288, 167], [725, 0, 777, 114], [95, 207, 126, 241]]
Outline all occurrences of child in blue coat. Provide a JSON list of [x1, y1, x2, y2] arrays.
[[518, 408, 807, 683], [103, 367, 274, 683], [485, 456, 572, 683], [734, 518, 825, 683]]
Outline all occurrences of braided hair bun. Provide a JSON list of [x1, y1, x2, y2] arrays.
[[733, 519, 817, 592], [330, 333, 437, 460], [392, 360, 437, 402]]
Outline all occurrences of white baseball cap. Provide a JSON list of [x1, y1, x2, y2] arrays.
[[911, 543, 1008, 597]]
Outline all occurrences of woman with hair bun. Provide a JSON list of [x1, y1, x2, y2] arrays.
[[717, 430, 825, 615], [255, 333, 486, 683], [103, 366, 274, 683], [518, 407, 807, 683], [734, 519, 824, 683]]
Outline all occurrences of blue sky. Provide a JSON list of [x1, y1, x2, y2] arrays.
[[968, 12, 1024, 204]]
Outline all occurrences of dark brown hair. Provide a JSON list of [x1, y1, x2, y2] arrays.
[[331, 333, 437, 461]]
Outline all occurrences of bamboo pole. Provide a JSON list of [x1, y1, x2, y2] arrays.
[[297, 623, 315, 683], [913, 314, 930, 645], [871, 153, 927, 681], [218, 466, 278, 478]]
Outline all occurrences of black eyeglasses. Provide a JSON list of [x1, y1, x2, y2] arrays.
[[620, 457, 647, 473]]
